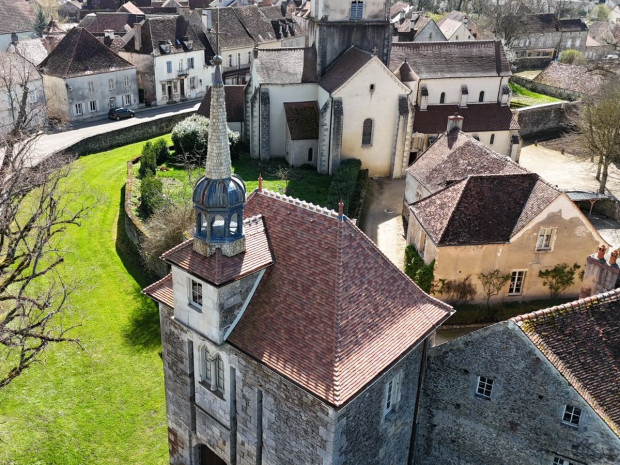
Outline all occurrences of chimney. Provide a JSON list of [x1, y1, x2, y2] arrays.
[[338, 199, 344, 220], [611, 250, 618, 265], [598, 244, 607, 260], [134, 22, 142, 51], [104, 29, 115, 40], [447, 113, 464, 133], [258, 173, 263, 193]]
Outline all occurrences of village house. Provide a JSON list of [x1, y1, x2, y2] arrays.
[[585, 20, 619, 59], [58, 1, 84, 23], [0, 0, 37, 51], [144, 54, 454, 465], [38, 27, 138, 121], [118, 15, 206, 106], [437, 10, 478, 41], [78, 11, 145, 38], [416, 290, 620, 465], [197, 84, 245, 133], [389, 3, 445, 42]]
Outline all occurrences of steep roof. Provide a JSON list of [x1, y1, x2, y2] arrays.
[[225, 190, 453, 406], [284, 101, 319, 140], [412, 104, 520, 134], [123, 15, 204, 55], [437, 18, 461, 39], [390, 40, 511, 78], [79, 12, 141, 34], [233, 6, 277, 44], [203, 8, 256, 51], [521, 13, 559, 34], [118, 1, 144, 14], [254, 47, 317, 84], [197, 85, 245, 123], [0, 0, 36, 35], [319, 46, 374, 93], [411, 173, 560, 245], [7, 38, 48, 66], [393, 61, 419, 82], [0, 52, 42, 85], [38, 27, 135, 79], [559, 18, 587, 32], [534, 62, 607, 96], [407, 129, 528, 194], [514, 289, 620, 435]]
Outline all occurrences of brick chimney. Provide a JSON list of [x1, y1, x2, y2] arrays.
[[134, 22, 142, 51], [580, 245, 619, 298], [447, 113, 464, 133]]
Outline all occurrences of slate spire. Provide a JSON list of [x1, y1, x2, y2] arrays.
[[205, 55, 231, 180]]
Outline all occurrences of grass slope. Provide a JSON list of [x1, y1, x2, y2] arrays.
[[510, 82, 563, 108], [0, 139, 168, 464]]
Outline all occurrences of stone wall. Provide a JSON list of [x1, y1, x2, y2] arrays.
[[513, 57, 554, 72], [510, 75, 581, 101], [515, 101, 581, 140], [415, 322, 620, 465]]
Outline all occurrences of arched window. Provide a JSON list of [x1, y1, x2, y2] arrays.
[[229, 213, 238, 235], [350, 1, 363, 20], [216, 355, 224, 391], [211, 215, 225, 238], [490, 133, 495, 145], [308, 147, 313, 162], [479, 91, 484, 102], [440, 92, 446, 104], [362, 118, 373, 146], [202, 347, 212, 383]]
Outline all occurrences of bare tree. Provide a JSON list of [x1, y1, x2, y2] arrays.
[[487, 0, 526, 48], [0, 51, 87, 389], [477, 269, 511, 308]]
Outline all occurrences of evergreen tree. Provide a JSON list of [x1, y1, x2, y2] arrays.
[[34, 9, 47, 38]]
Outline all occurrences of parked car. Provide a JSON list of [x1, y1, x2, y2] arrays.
[[108, 107, 135, 120]]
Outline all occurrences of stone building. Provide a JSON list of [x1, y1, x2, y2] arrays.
[[389, 3, 445, 42], [416, 290, 620, 465], [144, 52, 454, 465]]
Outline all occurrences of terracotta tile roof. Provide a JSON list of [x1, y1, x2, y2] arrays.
[[390, 1, 409, 18], [411, 173, 560, 245], [413, 104, 520, 134], [284, 101, 319, 140], [0, 52, 41, 84], [406, 129, 528, 194], [162, 215, 275, 287], [534, 62, 607, 96], [9, 39, 48, 66], [38, 27, 135, 79], [438, 18, 461, 38], [233, 6, 277, 44], [228, 190, 454, 406], [197, 86, 246, 123], [390, 40, 511, 78], [254, 47, 317, 84], [143, 273, 174, 308], [319, 46, 374, 93], [586, 35, 600, 47], [118, 1, 144, 14], [0, 0, 36, 35], [513, 289, 620, 435], [123, 15, 204, 55]]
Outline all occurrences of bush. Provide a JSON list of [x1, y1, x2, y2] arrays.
[[138, 142, 157, 178], [326, 158, 362, 216], [228, 130, 241, 160], [538, 263, 581, 298], [140, 175, 164, 217], [558, 50, 586, 66], [404, 245, 435, 293], [171, 114, 210, 158], [153, 138, 170, 165]]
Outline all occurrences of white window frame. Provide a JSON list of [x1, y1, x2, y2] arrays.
[[167, 61, 172, 74], [124, 94, 131, 106], [187, 57, 194, 69], [124, 75, 130, 88], [89, 100, 97, 112], [350, 1, 364, 20], [476, 376, 493, 399], [190, 76, 196, 89], [74, 102, 83, 115], [28, 90, 37, 103], [553, 457, 577, 465], [384, 373, 401, 416], [536, 227, 555, 251], [88, 80, 95, 93], [202, 347, 212, 383], [562, 405, 581, 427], [189, 278, 203, 309], [109, 97, 116, 108], [508, 270, 526, 295], [108, 78, 115, 90]]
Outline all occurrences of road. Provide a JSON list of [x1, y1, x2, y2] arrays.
[[26, 100, 200, 166]]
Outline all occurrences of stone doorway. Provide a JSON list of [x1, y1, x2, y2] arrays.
[[196, 444, 226, 465]]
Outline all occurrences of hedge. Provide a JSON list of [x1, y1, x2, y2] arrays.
[[326, 158, 362, 216], [404, 245, 435, 293]]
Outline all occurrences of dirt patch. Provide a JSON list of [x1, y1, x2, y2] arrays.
[[539, 132, 590, 159]]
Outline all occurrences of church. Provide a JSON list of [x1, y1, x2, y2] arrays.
[[144, 44, 454, 464]]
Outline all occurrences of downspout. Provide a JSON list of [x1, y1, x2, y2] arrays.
[[407, 338, 429, 465]]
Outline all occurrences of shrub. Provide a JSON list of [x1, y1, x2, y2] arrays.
[[435, 276, 476, 304], [228, 130, 241, 160], [171, 114, 210, 158], [326, 158, 362, 216], [558, 50, 586, 66], [138, 142, 157, 178], [153, 138, 170, 165], [140, 175, 164, 217], [404, 245, 435, 293], [538, 263, 581, 298]]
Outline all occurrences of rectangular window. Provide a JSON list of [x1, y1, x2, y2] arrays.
[[553, 457, 576, 465], [476, 376, 493, 399], [167, 61, 172, 73], [190, 279, 202, 307], [109, 97, 116, 108], [536, 227, 555, 251], [187, 57, 194, 69], [173, 81, 178, 93], [350, 1, 363, 20], [89, 100, 97, 112], [190, 76, 196, 89], [108, 78, 115, 90], [490, 133, 495, 145], [124, 94, 131, 106], [385, 374, 400, 415], [228, 54, 232, 67], [74, 103, 83, 115], [562, 405, 581, 427], [237, 53, 240, 66], [124, 75, 130, 88], [508, 270, 525, 295], [28, 90, 37, 103], [88, 81, 95, 93], [248, 51, 252, 64]]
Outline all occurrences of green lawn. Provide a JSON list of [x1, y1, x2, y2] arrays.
[[510, 82, 563, 108], [0, 139, 169, 464]]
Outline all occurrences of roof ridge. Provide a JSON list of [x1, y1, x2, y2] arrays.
[[258, 188, 339, 219], [332, 220, 346, 401], [64, 27, 84, 79], [437, 175, 471, 243]]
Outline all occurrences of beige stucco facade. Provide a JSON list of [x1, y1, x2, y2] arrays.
[[408, 194, 608, 304], [312, 0, 387, 21]]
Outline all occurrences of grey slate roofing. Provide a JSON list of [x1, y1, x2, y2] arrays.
[[319, 46, 374, 93], [284, 101, 319, 140], [117, 1, 144, 14], [203, 8, 256, 52], [6, 39, 48, 66], [0, 51, 42, 84], [0, 0, 36, 35], [411, 173, 560, 246], [393, 61, 419, 82], [79, 12, 142, 34], [233, 6, 277, 44], [390, 40, 511, 78], [38, 27, 135, 78], [123, 16, 204, 56], [407, 129, 528, 194], [254, 47, 317, 84]]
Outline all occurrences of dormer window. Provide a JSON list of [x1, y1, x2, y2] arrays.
[[350, 1, 363, 20]]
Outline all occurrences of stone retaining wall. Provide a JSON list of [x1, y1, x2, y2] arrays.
[[515, 101, 581, 140], [510, 75, 581, 101]]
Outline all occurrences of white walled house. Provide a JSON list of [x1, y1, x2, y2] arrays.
[[119, 16, 206, 106], [38, 27, 138, 122]]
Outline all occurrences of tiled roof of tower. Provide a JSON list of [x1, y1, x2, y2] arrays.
[[284, 101, 319, 140], [143, 274, 174, 308], [406, 129, 529, 194], [0, 0, 36, 35], [227, 189, 454, 407], [513, 289, 620, 435], [197, 86, 246, 122], [412, 104, 519, 133], [38, 27, 135, 78], [319, 46, 374, 93], [162, 215, 274, 287], [254, 47, 317, 84], [390, 40, 511, 78], [410, 173, 560, 245]]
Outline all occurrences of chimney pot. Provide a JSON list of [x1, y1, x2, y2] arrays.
[[338, 199, 344, 220], [447, 112, 464, 133], [611, 250, 618, 265], [258, 174, 263, 192], [597, 244, 607, 260]]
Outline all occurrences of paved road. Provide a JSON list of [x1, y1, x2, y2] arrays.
[[26, 100, 200, 166], [360, 178, 407, 270]]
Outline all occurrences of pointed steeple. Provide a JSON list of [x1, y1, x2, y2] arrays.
[[192, 55, 246, 258]]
